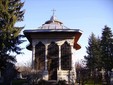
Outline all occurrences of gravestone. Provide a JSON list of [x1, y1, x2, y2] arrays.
[[100, 68, 106, 85]]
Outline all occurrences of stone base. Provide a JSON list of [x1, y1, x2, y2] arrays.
[[43, 70, 48, 80]]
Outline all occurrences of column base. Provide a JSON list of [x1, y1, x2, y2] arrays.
[[43, 70, 48, 80], [57, 69, 76, 84]]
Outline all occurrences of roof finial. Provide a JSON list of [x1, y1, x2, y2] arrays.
[[51, 9, 56, 16]]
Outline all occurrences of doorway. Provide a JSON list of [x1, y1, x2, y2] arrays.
[[47, 42, 59, 80]]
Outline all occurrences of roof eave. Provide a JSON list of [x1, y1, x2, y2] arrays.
[[73, 32, 82, 50], [23, 29, 82, 50]]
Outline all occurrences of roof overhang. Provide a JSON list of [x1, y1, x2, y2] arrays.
[[24, 29, 82, 50]]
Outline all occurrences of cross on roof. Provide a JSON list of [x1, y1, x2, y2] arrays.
[[51, 9, 56, 16]]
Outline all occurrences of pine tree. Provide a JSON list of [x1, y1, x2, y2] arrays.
[[0, 0, 25, 70], [101, 26, 113, 71], [85, 33, 101, 70]]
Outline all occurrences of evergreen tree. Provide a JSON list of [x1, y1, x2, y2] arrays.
[[0, 0, 25, 70], [101, 26, 113, 71], [85, 33, 101, 70]]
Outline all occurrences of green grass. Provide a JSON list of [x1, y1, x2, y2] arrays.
[[0, 79, 27, 85], [85, 84, 102, 85], [12, 79, 27, 85], [84, 79, 102, 85], [77, 79, 102, 85]]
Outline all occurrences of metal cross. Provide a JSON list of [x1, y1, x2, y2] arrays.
[[51, 9, 56, 16]]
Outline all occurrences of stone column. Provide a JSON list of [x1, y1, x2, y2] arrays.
[[57, 41, 64, 81], [70, 45, 73, 68], [58, 45, 61, 71], [45, 44, 48, 70], [32, 45, 35, 69], [43, 44, 48, 80]]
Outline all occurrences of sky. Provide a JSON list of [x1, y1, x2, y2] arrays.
[[16, 0, 113, 66]]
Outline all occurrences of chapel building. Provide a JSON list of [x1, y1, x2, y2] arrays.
[[24, 12, 82, 83]]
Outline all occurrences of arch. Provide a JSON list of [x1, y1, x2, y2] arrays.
[[47, 42, 59, 80], [48, 42, 59, 58], [61, 41, 72, 70], [35, 42, 45, 70]]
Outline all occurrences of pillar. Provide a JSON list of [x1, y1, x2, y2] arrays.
[[70, 45, 73, 68], [58, 45, 61, 71], [45, 44, 48, 70], [32, 45, 35, 69], [43, 44, 48, 80]]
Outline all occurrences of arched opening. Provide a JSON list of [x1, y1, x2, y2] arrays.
[[61, 41, 72, 70], [35, 42, 45, 70], [47, 42, 59, 80]]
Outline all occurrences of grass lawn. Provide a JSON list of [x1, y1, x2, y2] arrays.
[[12, 79, 27, 85], [85, 80, 102, 85], [78, 79, 102, 85], [85, 84, 102, 85]]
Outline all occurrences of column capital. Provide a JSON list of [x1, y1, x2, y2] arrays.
[[57, 41, 64, 46], [32, 45, 35, 48]]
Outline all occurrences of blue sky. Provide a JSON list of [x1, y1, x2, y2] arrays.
[[16, 0, 113, 65]]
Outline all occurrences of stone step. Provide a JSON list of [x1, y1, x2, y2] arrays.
[[47, 80, 57, 85]]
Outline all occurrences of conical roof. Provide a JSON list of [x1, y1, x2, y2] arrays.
[[39, 12, 69, 29], [44, 15, 63, 24]]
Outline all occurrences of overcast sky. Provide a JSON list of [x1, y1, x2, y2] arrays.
[[16, 0, 113, 66]]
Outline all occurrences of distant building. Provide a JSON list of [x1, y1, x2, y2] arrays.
[[24, 12, 82, 84]]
